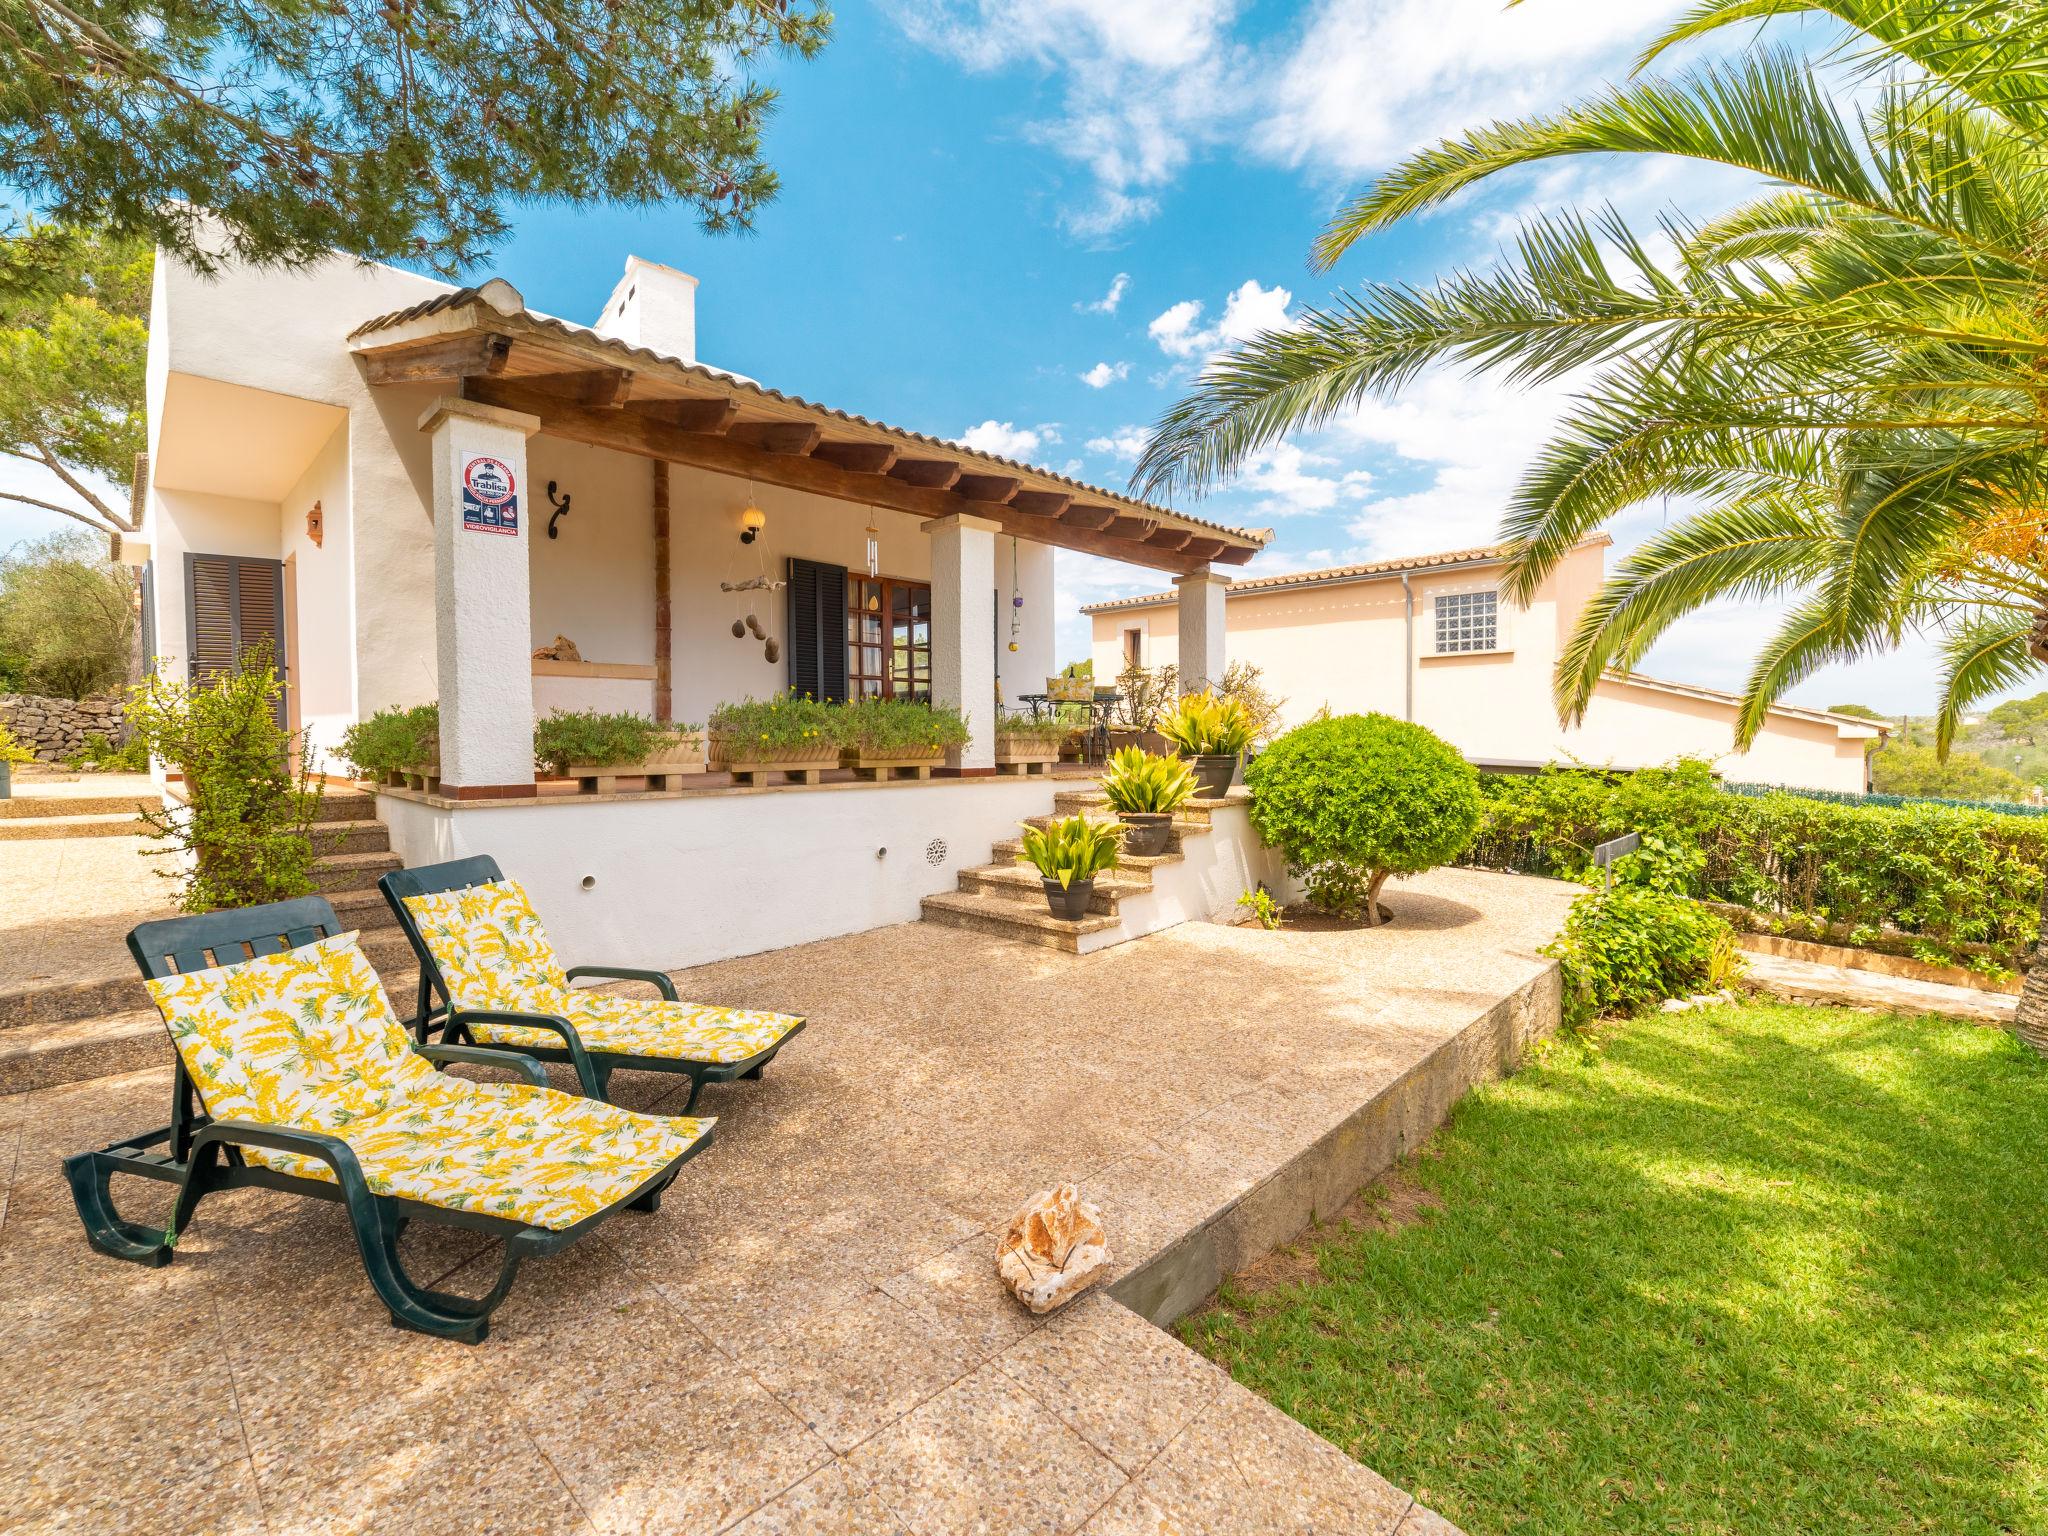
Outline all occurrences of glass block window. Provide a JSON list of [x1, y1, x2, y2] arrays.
[[1434, 589, 1498, 653]]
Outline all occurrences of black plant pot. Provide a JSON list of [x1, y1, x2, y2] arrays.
[[1043, 876, 1096, 921], [1188, 753, 1238, 798], [1118, 812, 1172, 857]]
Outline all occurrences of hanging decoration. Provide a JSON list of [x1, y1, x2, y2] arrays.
[[722, 479, 782, 664], [865, 508, 881, 579], [1008, 536, 1023, 653]]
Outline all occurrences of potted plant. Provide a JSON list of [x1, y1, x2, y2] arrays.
[[994, 713, 1066, 775], [1016, 814, 1121, 921], [339, 703, 438, 789], [708, 692, 842, 785], [534, 709, 705, 793], [838, 697, 970, 779], [0, 723, 32, 798], [1098, 746, 1199, 856], [1157, 690, 1254, 797]]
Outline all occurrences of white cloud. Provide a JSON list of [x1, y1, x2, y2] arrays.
[[956, 419, 1047, 458], [1078, 273, 1131, 314], [1086, 425, 1150, 459], [1079, 360, 1130, 388], [1148, 279, 1293, 360]]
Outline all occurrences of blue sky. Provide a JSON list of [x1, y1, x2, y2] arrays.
[[3, 0, 1951, 713]]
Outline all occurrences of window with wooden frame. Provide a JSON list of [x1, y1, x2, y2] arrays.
[[847, 575, 932, 700]]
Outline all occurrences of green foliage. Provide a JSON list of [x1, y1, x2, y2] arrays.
[[1870, 740, 2031, 800], [1470, 763, 2048, 967], [1218, 659, 1288, 747], [2, 10, 831, 275], [1610, 830, 1705, 896], [1111, 662, 1178, 730], [1157, 690, 1255, 757], [128, 655, 319, 912], [995, 712, 1067, 747], [1182, 1001, 2048, 1536], [0, 722, 32, 763], [1236, 887, 1283, 930], [1247, 713, 1482, 918], [1099, 746, 1199, 816], [837, 697, 970, 755], [1543, 887, 1733, 1024], [1987, 692, 2048, 748], [63, 729, 146, 771], [1015, 814, 1120, 890], [0, 223, 149, 536], [532, 709, 689, 775], [337, 703, 438, 779], [709, 692, 838, 757], [0, 530, 136, 697]]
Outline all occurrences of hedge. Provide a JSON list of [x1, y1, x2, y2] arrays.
[[1468, 762, 2047, 972]]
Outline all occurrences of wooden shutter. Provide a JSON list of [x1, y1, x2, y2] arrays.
[[138, 561, 157, 673], [786, 556, 849, 701], [185, 554, 287, 722]]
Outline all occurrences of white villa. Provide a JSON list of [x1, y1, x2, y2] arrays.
[[126, 246, 1276, 967], [1085, 540, 1885, 794]]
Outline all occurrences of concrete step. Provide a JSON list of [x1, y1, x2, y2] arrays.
[[0, 793, 156, 820], [329, 886, 402, 933], [1052, 789, 1234, 825], [0, 1010, 169, 1094], [956, 862, 1151, 917], [1021, 813, 1209, 854], [0, 811, 147, 841], [310, 819, 390, 856], [0, 927, 419, 1032], [312, 850, 402, 894], [310, 790, 379, 824], [989, 837, 1187, 874], [918, 890, 1120, 953]]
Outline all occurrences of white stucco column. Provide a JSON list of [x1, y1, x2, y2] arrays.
[[421, 397, 541, 795], [923, 512, 1000, 772], [1174, 567, 1229, 693]]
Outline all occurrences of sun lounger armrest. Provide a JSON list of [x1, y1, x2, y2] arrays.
[[189, 1121, 373, 1203], [414, 1043, 550, 1089], [564, 965, 681, 1002], [447, 1010, 604, 1098]]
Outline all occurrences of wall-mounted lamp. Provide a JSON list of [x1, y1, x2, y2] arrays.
[[546, 481, 572, 540], [739, 502, 767, 544], [305, 500, 324, 548]]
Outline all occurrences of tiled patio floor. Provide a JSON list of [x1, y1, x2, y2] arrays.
[[0, 867, 1574, 1535]]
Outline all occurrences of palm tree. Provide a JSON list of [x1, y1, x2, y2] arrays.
[[1135, 0, 2048, 1044]]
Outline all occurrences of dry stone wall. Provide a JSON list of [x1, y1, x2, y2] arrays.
[[0, 692, 129, 761]]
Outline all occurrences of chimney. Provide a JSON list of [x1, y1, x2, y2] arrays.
[[591, 255, 698, 363]]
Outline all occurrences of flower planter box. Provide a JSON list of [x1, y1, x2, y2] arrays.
[[995, 735, 1062, 777], [566, 730, 706, 794], [399, 749, 440, 793], [841, 743, 945, 782], [709, 733, 840, 786]]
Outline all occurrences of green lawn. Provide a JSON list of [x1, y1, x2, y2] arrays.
[[1181, 1003, 2048, 1535]]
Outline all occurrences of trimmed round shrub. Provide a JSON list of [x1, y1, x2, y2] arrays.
[[1245, 713, 1482, 922]]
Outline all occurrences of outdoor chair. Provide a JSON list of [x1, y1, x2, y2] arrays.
[[63, 897, 713, 1343], [379, 856, 805, 1110]]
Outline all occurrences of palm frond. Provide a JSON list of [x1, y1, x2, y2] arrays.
[[1934, 611, 2041, 755]]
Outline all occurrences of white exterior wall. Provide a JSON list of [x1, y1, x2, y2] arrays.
[[379, 780, 1058, 970], [277, 421, 353, 764]]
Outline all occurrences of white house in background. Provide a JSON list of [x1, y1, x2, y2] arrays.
[[127, 245, 1272, 967], [1085, 539, 1885, 793]]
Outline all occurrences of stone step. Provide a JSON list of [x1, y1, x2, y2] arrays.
[[956, 863, 1152, 917], [310, 790, 380, 824], [0, 928, 420, 1032], [1021, 813, 1209, 854], [328, 885, 402, 933], [0, 811, 147, 841], [312, 850, 403, 894], [0, 1010, 169, 1094], [310, 819, 391, 856], [1052, 789, 1234, 825], [0, 793, 156, 820], [918, 890, 1120, 953], [988, 837, 1186, 874]]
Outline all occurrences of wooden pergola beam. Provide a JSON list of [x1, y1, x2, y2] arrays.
[[460, 378, 1219, 574], [554, 368, 635, 408], [889, 458, 962, 490], [954, 473, 1021, 504], [359, 333, 512, 385], [1010, 490, 1071, 518], [812, 441, 899, 474], [1110, 515, 1162, 541], [1144, 527, 1194, 552], [629, 398, 740, 434], [1180, 536, 1228, 562], [729, 421, 823, 456]]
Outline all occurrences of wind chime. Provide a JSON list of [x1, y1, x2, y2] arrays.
[[865, 509, 882, 581], [720, 479, 783, 665]]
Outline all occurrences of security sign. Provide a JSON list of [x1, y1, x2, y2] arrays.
[[460, 453, 519, 535]]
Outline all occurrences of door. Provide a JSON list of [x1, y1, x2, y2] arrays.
[[847, 574, 932, 700], [185, 552, 287, 721]]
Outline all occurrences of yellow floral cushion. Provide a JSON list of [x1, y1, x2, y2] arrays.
[[143, 932, 710, 1230], [403, 879, 803, 1065]]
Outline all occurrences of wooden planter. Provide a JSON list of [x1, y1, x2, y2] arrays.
[[399, 749, 439, 792], [710, 733, 841, 787], [995, 735, 1062, 777], [841, 743, 947, 782], [565, 730, 706, 794]]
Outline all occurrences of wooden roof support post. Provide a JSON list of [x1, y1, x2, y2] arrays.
[[653, 461, 672, 722]]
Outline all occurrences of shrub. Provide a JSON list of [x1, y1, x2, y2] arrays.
[[127, 655, 320, 912], [709, 692, 839, 757], [0, 724, 34, 764], [1100, 746, 1198, 816], [1158, 690, 1254, 757], [1543, 887, 1736, 1025], [0, 531, 136, 699], [532, 709, 693, 775], [838, 697, 970, 755], [64, 730, 147, 771], [1016, 814, 1120, 888], [1246, 713, 1481, 924], [337, 703, 438, 780]]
